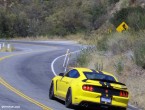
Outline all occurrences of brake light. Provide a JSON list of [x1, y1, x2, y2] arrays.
[[82, 85, 94, 92], [120, 91, 128, 97]]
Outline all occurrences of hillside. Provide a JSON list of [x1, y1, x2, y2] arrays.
[[75, 0, 145, 110], [0, 0, 145, 109], [0, 0, 144, 38], [0, 0, 112, 38]]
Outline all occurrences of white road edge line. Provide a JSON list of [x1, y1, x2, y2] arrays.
[[128, 104, 141, 110], [51, 50, 81, 76]]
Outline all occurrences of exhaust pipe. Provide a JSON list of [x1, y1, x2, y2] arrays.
[[81, 103, 88, 107], [81, 103, 85, 107], [84, 103, 88, 107]]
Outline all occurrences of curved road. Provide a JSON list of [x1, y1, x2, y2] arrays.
[[0, 41, 137, 110]]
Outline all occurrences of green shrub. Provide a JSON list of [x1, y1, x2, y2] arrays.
[[110, 6, 145, 30], [76, 49, 90, 67], [97, 36, 108, 51], [110, 8, 129, 27], [107, 33, 132, 54], [0, 10, 29, 38], [0, 0, 109, 38], [114, 58, 124, 74], [95, 62, 103, 71], [108, 0, 120, 5], [88, 3, 107, 25], [133, 41, 145, 69]]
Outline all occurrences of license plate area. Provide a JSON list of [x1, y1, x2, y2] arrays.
[[101, 97, 111, 103]]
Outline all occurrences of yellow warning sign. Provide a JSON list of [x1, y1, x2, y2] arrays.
[[116, 22, 129, 32]]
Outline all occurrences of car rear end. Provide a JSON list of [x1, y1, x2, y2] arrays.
[[73, 80, 129, 109]]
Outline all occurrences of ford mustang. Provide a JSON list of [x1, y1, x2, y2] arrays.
[[49, 68, 129, 110]]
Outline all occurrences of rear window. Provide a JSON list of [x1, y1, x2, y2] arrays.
[[84, 71, 116, 82]]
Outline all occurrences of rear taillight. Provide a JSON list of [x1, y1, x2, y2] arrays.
[[120, 91, 128, 97], [82, 85, 94, 92]]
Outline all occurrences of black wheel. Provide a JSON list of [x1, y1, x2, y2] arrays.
[[113, 107, 126, 110], [65, 88, 73, 108], [49, 82, 55, 99], [119, 108, 126, 110]]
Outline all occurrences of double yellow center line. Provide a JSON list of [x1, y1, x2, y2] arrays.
[[0, 52, 52, 110]]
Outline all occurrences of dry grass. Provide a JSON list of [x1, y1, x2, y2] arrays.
[[0, 45, 15, 52], [87, 52, 145, 110], [122, 62, 145, 110], [75, 30, 145, 109], [10, 33, 85, 43], [11, 36, 66, 41]]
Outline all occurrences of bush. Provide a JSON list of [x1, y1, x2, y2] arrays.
[[97, 36, 108, 51], [114, 58, 124, 74], [133, 41, 145, 69], [0, 10, 29, 38], [46, 7, 90, 36], [108, 0, 120, 5], [95, 62, 103, 71], [76, 49, 91, 67], [110, 8, 129, 27], [107, 33, 132, 54], [110, 6, 145, 30], [0, 0, 108, 38], [0, 11, 12, 38]]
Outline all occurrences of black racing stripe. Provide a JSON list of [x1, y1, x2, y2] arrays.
[[99, 81, 107, 97], [106, 82, 113, 97], [90, 69, 113, 102], [100, 81, 106, 87], [106, 82, 113, 88], [99, 81, 113, 100]]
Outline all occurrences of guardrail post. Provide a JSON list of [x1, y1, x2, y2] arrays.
[[0, 44, 2, 50], [63, 49, 71, 72], [2, 43, 5, 48], [7, 44, 10, 49], [64, 52, 71, 72], [63, 49, 69, 67]]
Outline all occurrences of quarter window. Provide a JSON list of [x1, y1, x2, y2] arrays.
[[65, 69, 80, 78]]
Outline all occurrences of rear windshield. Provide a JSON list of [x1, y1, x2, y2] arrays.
[[84, 71, 116, 82]]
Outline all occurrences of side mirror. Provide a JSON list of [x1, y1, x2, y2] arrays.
[[59, 73, 64, 76]]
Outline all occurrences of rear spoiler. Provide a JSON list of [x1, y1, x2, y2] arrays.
[[82, 79, 127, 89], [82, 79, 126, 86]]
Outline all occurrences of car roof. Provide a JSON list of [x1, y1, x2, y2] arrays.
[[73, 67, 115, 77], [71, 67, 118, 81]]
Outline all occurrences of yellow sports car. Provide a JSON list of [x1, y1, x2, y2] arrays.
[[49, 68, 129, 110]]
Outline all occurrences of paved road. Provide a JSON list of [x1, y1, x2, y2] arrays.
[[0, 41, 138, 110]]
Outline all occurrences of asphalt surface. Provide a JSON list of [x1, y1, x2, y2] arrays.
[[0, 41, 138, 110]]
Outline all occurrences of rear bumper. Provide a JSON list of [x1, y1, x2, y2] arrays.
[[73, 94, 129, 108], [79, 101, 127, 110]]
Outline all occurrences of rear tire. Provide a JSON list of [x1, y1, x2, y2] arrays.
[[120, 108, 127, 110], [65, 88, 73, 108], [119, 108, 126, 110], [113, 107, 126, 110], [49, 82, 55, 99]]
